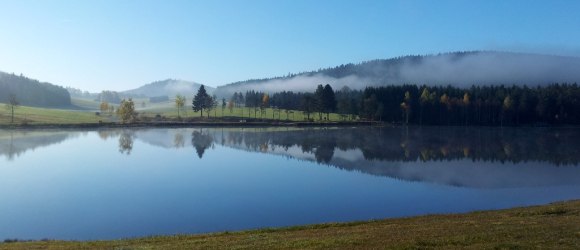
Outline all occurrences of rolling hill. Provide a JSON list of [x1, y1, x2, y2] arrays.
[[214, 51, 580, 97], [5, 51, 580, 106], [121, 79, 214, 98], [0, 71, 71, 107]]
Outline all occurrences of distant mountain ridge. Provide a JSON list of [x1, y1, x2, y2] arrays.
[[121, 79, 214, 98], [214, 51, 580, 97]]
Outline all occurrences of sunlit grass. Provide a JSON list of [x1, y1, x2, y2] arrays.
[[0, 105, 106, 125], [0, 103, 355, 126], [141, 106, 351, 122], [1, 200, 578, 249], [70, 98, 101, 110]]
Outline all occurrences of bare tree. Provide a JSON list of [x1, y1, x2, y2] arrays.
[[5, 94, 19, 123]]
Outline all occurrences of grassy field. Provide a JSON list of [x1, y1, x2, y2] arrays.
[[141, 105, 349, 122], [70, 98, 101, 110], [1, 200, 579, 249], [70, 97, 351, 121], [1, 98, 356, 126], [0, 105, 107, 124]]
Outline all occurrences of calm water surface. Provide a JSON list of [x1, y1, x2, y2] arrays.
[[0, 126, 579, 240]]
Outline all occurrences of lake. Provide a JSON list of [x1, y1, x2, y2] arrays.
[[1, 126, 579, 240]]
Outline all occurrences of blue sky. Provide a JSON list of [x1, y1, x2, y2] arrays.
[[0, 0, 579, 92]]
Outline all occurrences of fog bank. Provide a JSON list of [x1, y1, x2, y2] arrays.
[[215, 52, 580, 97]]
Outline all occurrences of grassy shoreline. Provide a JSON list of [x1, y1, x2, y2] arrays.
[[0, 120, 381, 130], [2, 103, 578, 129], [2, 200, 579, 249]]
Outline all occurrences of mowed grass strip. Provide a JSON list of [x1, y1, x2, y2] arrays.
[[0, 106, 105, 124], [140, 106, 350, 122], [1, 200, 579, 249], [1, 104, 354, 126]]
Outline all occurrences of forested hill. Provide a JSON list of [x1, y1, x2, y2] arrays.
[[214, 51, 580, 97], [122, 79, 213, 98], [0, 72, 71, 107]]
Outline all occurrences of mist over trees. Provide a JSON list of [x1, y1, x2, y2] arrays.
[[66, 87, 96, 98], [0, 72, 71, 107], [213, 51, 580, 97], [97, 91, 122, 104], [122, 79, 213, 98], [2, 50, 579, 127]]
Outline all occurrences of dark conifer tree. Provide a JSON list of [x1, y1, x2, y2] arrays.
[[322, 84, 337, 120], [193, 85, 210, 117]]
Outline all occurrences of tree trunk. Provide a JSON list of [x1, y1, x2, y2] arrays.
[[440, 108, 444, 125], [420, 106, 423, 126]]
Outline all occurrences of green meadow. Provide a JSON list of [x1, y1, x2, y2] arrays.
[[1, 98, 352, 126]]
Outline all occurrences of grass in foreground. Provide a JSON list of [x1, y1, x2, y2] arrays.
[[2, 200, 579, 249]]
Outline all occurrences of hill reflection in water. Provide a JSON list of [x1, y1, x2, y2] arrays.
[[104, 126, 580, 189], [1, 126, 579, 240], [2, 126, 579, 188]]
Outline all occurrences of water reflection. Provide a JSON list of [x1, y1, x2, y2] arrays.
[[0, 130, 78, 160], [209, 127, 580, 165], [192, 130, 213, 158], [173, 133, 185, 148], [108, 126, 580, 165], [118, 131, 134, 155], [1, 126, 579, 240], [2, 126, 580, 188], [123, 126, 579, 188], [191, 127, 580, 188]]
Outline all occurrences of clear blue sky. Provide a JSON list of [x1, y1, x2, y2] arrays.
[[0, 0, 579, 92]]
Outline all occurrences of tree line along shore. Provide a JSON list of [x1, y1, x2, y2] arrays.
[[3, 83, 580, 126]]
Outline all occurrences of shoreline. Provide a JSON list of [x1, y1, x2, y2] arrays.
[[1, 200, 579, 249], [1, 121, 579, 130], [0, 121, 381, 130]]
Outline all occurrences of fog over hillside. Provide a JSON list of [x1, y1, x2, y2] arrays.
[[5, 51, 580, 104], [214, 51, 580, 97], [0, 71, 71, 107], [122, 79, 214, 98]]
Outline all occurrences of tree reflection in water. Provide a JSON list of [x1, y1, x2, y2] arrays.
[[118, 131, 134, 155], [192, 129, 213, 159], [209, 127, 580, 166], [173, 133, 185, 148], [4, 127, 580, 166], [2, 127, 580, 188]]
